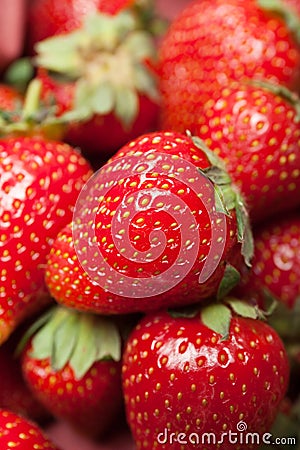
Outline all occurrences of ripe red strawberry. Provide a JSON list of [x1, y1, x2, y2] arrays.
[[32, 8, 160, 158], [236, 211, 300, 310], [158, 0, 300, 133], [21, 306, 123, 438], [183, 82, 300, 223], [122, 300, 290, 450], [45, 130, 253, 315], [0, 409, 61, 449], [234, 211, 300, 341], [0, 136, 92, 344]]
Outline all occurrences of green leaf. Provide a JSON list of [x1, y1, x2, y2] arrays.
[[123, 31, 157, 61], [4, 57, 34, 92], [15, 308, 55, 357], [225, 297, 259, 319], [191, 134, 227, 171], [94, 318, 122, 362], [235, 192, 254, 267], [69, 314, 99, 380], [217, 265, 241, 300], [201, 303, 232, 340], [134, 65, 159, 101], [30, 308, 70, 360], [52, 312, 79, 371], [35, 31, 83, 77], [115, 86, 139, 128], [91, 82, 115, 115]]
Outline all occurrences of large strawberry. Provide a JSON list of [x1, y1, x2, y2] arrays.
[[0, 409, 61, 449], [122, 299, 290, 450], [0, 135, 92, 344], [20, 306, 123, 438], [30, 7, 160, 159], [180, 82, 300, 223], [158, 0, 300, 133], [45, 130, 253, 315]]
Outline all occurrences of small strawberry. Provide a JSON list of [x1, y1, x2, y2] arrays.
[[45, 130, 253, 315], [20, 306, 123, 438], [32, 8, 160, 158], [158, 0, 300, 133], [0, 409, 61, 449], [122, 299, 290, 450], [0, 88, 93, 344], [185, 82, 300, 223], [234, 211, 300, 340]]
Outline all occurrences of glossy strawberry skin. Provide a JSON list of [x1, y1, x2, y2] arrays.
[[21, 340, 123, 438], [187, 83, 300, 223], [0, 409, 61, 449], [236, 212, 300, 310], [26, 0, 133, 54], [0, 137, 92, 343], [158, 0, 300, 133], [45, 131, 244, 315], [122, 311, 289, 450]]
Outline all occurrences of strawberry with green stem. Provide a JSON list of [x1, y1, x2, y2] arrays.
[[158, 0, 300, 137], [45, 130, 253, 315], [20, 306, 124, 438], [122, 298, 290, 450], [0, 79, 93, 345], [32, 8, 160, 158]]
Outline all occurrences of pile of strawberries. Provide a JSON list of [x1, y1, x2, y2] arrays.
[[0, 0, 300, 449]]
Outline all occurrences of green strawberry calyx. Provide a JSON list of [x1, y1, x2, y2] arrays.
[[0, 78, 66, 140], [190, 133, 254, 268], [170, 296, 269, 341], [34, 10, 160, 128], [17, 306, 122, 380], [258, 0, 300, 45]]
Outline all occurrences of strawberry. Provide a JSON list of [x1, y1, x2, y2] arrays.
[[236, 211, 300, 310], [181, 82, 300, 223], [122, 299, 290, 450], [235, 211, 300, 341], [0, 409, 61, 449], [0, 135, 92, 344], [158, 0, 300, 133], [20, 306, 123, 438], [45, 130, 253, 315], [31, 7, 160, 159]]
